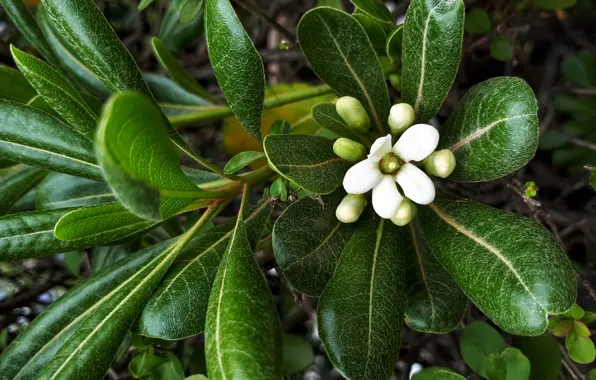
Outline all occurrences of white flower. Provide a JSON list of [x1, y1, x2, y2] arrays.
[[342, 124, 439, 219]]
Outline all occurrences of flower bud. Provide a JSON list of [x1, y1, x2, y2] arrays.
[[389, 73, 401, 91], [388, 103, 414, 134], [336, 96, 371, 133], [423, 149, 456, 178], [333, 138, 366, 162], [390, 198, 417, 226], [336, 194, 367, 223]]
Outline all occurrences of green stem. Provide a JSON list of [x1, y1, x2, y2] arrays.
[[169, 84, 333, 127]]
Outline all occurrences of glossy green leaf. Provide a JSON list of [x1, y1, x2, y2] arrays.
[[318, 213, 405, 380], [0, 240, 176, 380], [518, 334, 562, 380], [91, 243, 134, 273], [223, 151, 266, 175], [0, 65, 37, 104], [159, 0, 205, 53], [311, 103, 370, 144], [63, 251, 82, 277], [298, 8, 390, 134], [566, 330, 596, 364], [273, 190, 356, 296], [485, 348, 531, 380], [401, 0, 464, 123], [351, 0, 394, 27], [413, 368, 466, 380], [438, 77, 538, 182], [385, 24, 404, 63], [133, 200, 271, 340], [419, 194, 576, 335], [0, 0, 58, 66], [269, 120, 292, 135], [460, 321, 506, 377], [269, 178, 288, 201], [490, 37, 513, 61], [282, 334, 314, 375], [353, 13, 389, 53], [404, 220, 467, 333], [152, 37, 216, 103], [36, 173, 115, 211], [0, 165, 48, 215], [180, 0, 204, 24], [144, 73, 210, 107], [0, 100, 102, 180], [36, 218, 209, 380], [11, 46, 98, 138], [205, 0, 265, 141], [96, 92, 202, 220], [465, 8, 491, 35], [535, 0, 576, 10], [205, 217, 283, 379], [264, 134, 348, 194]]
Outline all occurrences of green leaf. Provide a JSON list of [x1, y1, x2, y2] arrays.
[[181, 0, 204, 24], [563, 304, 585, 320], [205, 0, 265, 141], [566, 330, 596, 363], [0, 165, 48, 215], [264, 134, 348, 194], [404, 220, 467, 333], [282, 334, 314, 375], [0, 240, 176, 379], [297, 8, 390, 134], [311, 103, 370, 144], [152, 37, 217, 103], [269, 120, 292, 135], [465, 8, 491, 35], [318, 0, 344, 9], [0, 100, 101, 180], [138, 0, 155, 11], [10, 45, 98, 139], [401, 0, 464, 123], [91, 243, 134, 272], [96, 92, 202, 220], [418, 194, 576, 335], [560, 52, 596, 88], [205, 217, 283, 379], [36, 173, 115, 211], [63, 251, 82, 277], [273, 190, 356, 296], [353, 13, 389, 53], [413, 367, 466, 380], [159, 0, 205, 54], [269, 177, 288, 201], [485, 347, 531, 380], [385, 24, 404, 64], [351, 0, 394, 27], [0, 65, 37, 104], [223, 151, 266, 175], [318, 213, 405, 380], [490, 37, 513, 61], [518, 334, 561, 380], [535, 0, 576, 10], [460, 321, 506, 377], [133, 200, 271, 340], [438, 77, 538, 182], [583, 311, 596, 324], [0, 0, 59, 66], [144, 73, 210, 107]]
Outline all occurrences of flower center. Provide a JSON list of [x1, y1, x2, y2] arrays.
[[379, 153, 401, 174]]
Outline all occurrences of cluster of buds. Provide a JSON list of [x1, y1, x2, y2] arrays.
[[332, 97, 456, 226]]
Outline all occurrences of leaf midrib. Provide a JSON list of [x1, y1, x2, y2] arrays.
[[448, 114, 534, 152], [408, 223, 436, 321]]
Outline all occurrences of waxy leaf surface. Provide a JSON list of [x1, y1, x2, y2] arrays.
[[404, 221, 467, 333], [0, 165, 48, 215], [273, 190, 356, 296], [205, 217, 283, 379], [318, 213, 405, 380], [418, 194, 576, 335], [264, 134, 348, 194], [36, 173, 115, 211], [0, 65, 37, 104], [205, 0, 265, 141], [401, 0, 464, 123], [297, 8, 390, 134], [438, 77, 539, 182]]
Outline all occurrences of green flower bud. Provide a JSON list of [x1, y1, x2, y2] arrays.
[[389, 73, 401, 91], [336, 96, 371, 133], [423, 149, 456, 178], [333, 138, 366, 162], [390, 198, 417, 226], [388, 103, 414, 134], [336, 194, 367, 223]]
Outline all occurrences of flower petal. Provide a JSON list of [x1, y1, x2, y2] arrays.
[[368, 134, 393, 162], [372, 175, 403, 219], [343, 158, 383, 194], [395, 163, 436, 205], [392, 124, 439, 162]]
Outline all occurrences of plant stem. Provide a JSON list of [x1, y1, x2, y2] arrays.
[[169, 84, 333, 127], [231, 0, 295, 43]]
